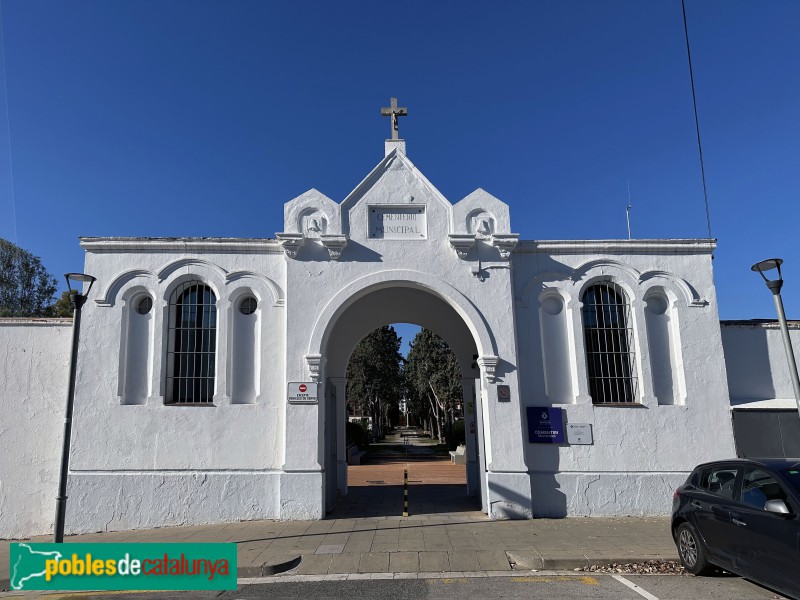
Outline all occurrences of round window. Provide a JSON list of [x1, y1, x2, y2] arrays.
[[136, 296, 153, 315], [239, 297, 257, 315], [645, 295, 668, 315]]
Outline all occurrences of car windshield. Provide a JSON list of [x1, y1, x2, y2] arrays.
[[782, 467, 800, 494]]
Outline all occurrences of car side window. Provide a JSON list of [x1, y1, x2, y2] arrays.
[[740, 468, 792, 511], [698, 466, 738, 500]]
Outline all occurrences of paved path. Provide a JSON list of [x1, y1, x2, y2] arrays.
[[2, 515, 677, 587], [1, 511, 677, 589], [338, 459, 479, 518]]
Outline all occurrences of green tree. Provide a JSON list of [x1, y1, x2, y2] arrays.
[[47, 290, 75, 317], [345, 326, 404, 439], [404, 329, 462, 442], [0, 239, 58, 317]]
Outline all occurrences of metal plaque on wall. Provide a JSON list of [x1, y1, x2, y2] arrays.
[[526, 407, 565, 443], [287, 382, 318, 404], [566, 423, 593, 445]]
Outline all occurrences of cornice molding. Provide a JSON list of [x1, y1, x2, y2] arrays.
[[80, 237, 284, 254], [79, 237, 715, 256], [513, 239, 717, 254]]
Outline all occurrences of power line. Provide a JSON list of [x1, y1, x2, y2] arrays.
[[681, 0, 713, 243]]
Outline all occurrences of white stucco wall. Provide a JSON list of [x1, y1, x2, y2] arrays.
[[66, 241, 288, 533], [512, 242, 737, 516], [0, 319, 71, 538], [2, 145, 748, 536], [722, 320, 800, 405]]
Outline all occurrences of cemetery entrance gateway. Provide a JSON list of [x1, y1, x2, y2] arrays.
[[310, 278, 491, 515]]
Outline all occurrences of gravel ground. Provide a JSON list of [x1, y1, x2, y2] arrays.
[[579, 560, 687, 574]]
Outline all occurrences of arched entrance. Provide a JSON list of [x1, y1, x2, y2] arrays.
[[308, 272, 495, 515]]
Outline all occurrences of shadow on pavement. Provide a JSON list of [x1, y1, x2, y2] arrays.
[[327, 483, 482, 519]]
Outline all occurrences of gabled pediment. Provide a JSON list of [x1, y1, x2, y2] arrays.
[[453, 188, 512, 235], [340, 149, 453, 233], [283, 189, 341, 235]]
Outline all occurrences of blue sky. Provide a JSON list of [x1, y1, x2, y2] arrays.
[[0, 1, 798, 355]]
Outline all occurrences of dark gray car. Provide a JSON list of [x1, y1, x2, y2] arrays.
[[671, 458, 800, 599]]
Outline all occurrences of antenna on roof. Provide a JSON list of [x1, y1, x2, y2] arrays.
[[626, 180, 632, 240]]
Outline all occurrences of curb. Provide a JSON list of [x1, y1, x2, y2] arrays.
[[0, 556, 304, 592], [2, 554, 681, 591], [238, 555, 302, 577]]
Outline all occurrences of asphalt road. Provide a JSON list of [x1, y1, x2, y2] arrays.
[[9, 573, 789, 600]]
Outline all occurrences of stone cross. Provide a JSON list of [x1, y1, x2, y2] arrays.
[[380, 97, 408, 140]]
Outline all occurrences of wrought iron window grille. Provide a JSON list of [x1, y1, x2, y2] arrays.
[[582, 281, 639, 404], [165, 280, 217, 404]]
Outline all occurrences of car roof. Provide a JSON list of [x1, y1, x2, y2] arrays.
[[694, 458, 800, 470]]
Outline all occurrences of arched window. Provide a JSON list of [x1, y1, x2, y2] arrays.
[[582, 282, 638, 404], [166, 281, 217, 404]]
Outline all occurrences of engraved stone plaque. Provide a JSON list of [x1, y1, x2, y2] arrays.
[[369, 206, 426, 239]]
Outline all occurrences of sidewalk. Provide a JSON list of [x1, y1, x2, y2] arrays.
[[1, 513, 677, 590], [1, 433, 679, 589]]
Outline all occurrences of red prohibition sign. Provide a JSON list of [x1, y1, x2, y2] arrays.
[[299, 384, 307, 393]]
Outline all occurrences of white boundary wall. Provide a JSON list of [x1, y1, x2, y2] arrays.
[[722, 320, 800, 406], [0, 319, 71, 538]]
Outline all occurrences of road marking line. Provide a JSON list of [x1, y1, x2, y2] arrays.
[[511, 576, 599, 585], [611, 574, 660, 600], [236, 571, 616, 585], [40, 592, 173, 598]]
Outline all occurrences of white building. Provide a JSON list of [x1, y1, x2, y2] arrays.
[[5, 127, 795, 537]]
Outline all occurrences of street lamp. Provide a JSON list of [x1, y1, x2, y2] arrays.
[[751, 258, 800, 419], [54, 272, 96, 543]]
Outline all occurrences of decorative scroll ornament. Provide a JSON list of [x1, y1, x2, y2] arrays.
[[276, 233, 305, 259], [305, 354, 324, 382], [477, 355, 499, 383], [320, 234, 348, 261], [448, 234, 476, 259], [491, 234, 519, 259]]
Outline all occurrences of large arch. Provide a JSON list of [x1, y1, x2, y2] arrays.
[[307, 269, 498, 376], [312, 271, 491, 515], [326, 287, 479, 379]]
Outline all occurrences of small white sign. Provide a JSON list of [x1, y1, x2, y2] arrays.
[[369, 206, 426, 239], [288, 382, 318, 404], [566, 423, 593, 445]]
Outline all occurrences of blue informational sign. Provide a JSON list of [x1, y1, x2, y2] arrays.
[[527, 407, 565, 443]]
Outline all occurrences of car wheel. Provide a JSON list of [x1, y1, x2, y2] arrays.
[[676, 522, 711, 575]]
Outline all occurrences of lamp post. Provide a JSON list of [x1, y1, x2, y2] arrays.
[[54, 272, 96, 543], [751, 258, 800, 419]]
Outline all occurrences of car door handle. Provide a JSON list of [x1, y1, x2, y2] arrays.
[[732, 518, 747, 527], [691, 501, 702, 508]]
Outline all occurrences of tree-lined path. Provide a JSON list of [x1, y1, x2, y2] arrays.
[[329, 428, 481, 519]]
